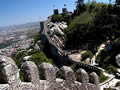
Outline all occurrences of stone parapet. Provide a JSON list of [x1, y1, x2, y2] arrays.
[[0, 55, 100, 90]]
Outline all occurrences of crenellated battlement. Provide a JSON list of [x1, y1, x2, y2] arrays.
[[0, 55, 100, 90]]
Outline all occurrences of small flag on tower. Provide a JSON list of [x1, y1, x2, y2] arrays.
[[64, 4, 66, 7]]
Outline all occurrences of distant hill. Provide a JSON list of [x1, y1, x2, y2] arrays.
[[0, 22, 40, 32], [0, 22, 41, 49]]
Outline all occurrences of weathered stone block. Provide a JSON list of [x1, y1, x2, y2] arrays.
[[76, 68, 89, 84], [0, 55, 100, 90]]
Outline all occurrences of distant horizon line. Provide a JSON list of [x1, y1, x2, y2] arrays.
[[0, 20, 44, 28]]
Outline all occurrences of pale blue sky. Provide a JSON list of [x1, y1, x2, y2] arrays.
[[0, 0, 114, 27]]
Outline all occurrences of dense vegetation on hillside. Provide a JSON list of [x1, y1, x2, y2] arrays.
[[51, 0, 120, 82], [96, 38, 120, 74], [65, 3, 120, 51], [12, 33, 55, 68], [51, 14, 72, 25]]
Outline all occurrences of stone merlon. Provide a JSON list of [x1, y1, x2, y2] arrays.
[[0, 55, 100, 90]]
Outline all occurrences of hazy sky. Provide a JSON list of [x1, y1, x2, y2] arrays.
[[0, 0, 113, 27]]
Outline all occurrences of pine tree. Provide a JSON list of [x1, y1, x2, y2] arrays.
[[75, 0, 85, 15]]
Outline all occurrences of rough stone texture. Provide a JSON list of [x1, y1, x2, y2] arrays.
[[21, 61, 40, 90], [59, 66, 76, 90], [89, 72, 99, 85], [116, 54, 120, 67], [0, 55, 21, 90], [76, 68, 89, 84], [23, 56, 32, 61], [0, 55, 100, 90], [39, 62, 56, 90], [34, 43, 40, 50]]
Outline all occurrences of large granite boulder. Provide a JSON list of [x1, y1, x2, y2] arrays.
[[23, 55, 32, 61], [116, 54, 120, 66]]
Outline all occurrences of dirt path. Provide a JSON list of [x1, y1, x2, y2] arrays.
[[68, 51, 86, 62], [91, 44, 105, 65]]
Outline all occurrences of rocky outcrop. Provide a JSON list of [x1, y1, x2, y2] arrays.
[[116, 54, 120, 66], [0, 55, 100, 90], [40, 17, 100, 75], [23, 56, 32, 61]]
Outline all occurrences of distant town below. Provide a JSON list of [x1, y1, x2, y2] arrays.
[[0, 22, 40, 56]]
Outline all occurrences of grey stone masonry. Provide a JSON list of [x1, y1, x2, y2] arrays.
[[53, 9, 59, 15], [0, 55, 100, 90]]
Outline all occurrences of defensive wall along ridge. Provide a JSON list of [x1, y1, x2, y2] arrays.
[[40, 17, 100, 76]]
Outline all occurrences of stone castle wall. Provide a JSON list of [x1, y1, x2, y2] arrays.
[[40, 17, 100, 75], [0, 55, 100, 90]]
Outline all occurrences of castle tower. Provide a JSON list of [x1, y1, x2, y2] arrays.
[[53, 9, 59, 15], [62, 8, 68, 14]]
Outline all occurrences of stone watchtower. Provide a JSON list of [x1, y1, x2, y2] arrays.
[[62, 8, 68, 14], [53, 9, 59, 15]]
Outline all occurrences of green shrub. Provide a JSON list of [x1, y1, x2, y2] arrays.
[[15, 55, 26, 67], [15, 51, 27, 60], [96, 50, 111, 68], [106, 64, 117, 74], [96, 47, 118, 74], [28, 49, 36, 55], [12, 51, 28, 67], [34, 33, 41, 43], [70, 64, 77, 72], [81, 51, 93, 60], [63, 14, 71, 24], [19, 70, 24, 82], [51, 14, 72, 24], [101, 56, 111, 69], [64, 11, 96, 49], [51, 14, 64, 22], [99, 70, 109, 83], [30, 50, 54, 67], [12, 49, 55, 68], [113, 38, 120, 48]]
